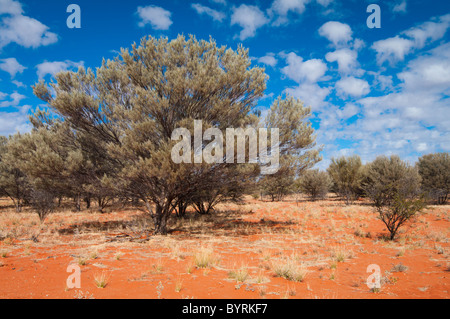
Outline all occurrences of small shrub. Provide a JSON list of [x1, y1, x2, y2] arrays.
[[297, 169, 331, 201], [271, 256, 308, 282], [94, 271, 109, 288], [391, 263, 408, 273], [417, 152, 450, 205], [228, 265, 249, 283], [327, 155, 364, 204], [193, 247, 217, 268]]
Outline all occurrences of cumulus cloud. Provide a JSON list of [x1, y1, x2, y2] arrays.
[[335, 77, 370, 98], [316, 0, 333, 7], [338, 42, 450, 160], [0, 105, 31, 136], [372, 36, 414, 65], [231, 4, 269, 40], [392, 0, 407, 13], [372, 14, 450, 65], [0, 91, 26, 107], [210, 0, 227, 5], [0, 0, 23, 15], [325, 48, 359, 74], [268, 0, 309, 26], [403, 14, 450, 48], [318, 21, 353, 47], [137, 5, 172, 30], [36, 60, 84, 79], [191, 3, 225, 22], [280, 52, 329, 109], [0, 0, 58, 49], [336, 103, 359, 119], [397, 43, 450, 93], [258, 53, 278, 67], [285, 82, 330, 109], [281, 52, 327, 83], [0, 57, 26, 77], [11, 80, 25, 88]]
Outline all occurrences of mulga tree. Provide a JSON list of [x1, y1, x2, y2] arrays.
[[327, 155, 363, 205], [363, 155, 422, 207], [33, 35, 267, 234], [6, 122, 91, 219], [297, 169, 331, 201], [259, 96, 322, 201], [0, 134, 32, 212], [417, 152, 450, 205], [363, 155, 425, 240]]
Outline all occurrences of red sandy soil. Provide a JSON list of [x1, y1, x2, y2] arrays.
[[0, 196, 448, 299]]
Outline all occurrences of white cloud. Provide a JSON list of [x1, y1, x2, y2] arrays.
[[372, 14, 450, 65], [258, 53, 278, 67], [137, 5, 172, 30], [0, 57, 26, 77], [368, 72, 393, 91], [210, 0, 227, 5], [325, 48, 358, 74], [0, 91, 26, 107], [231, 4, 269, 40], [318, 21, 352, 47], [336, 103, 359, 119], [0, 0, 23, 15], [0, 105, 31, 136], [11, 80, 25, 88], [397, 43, 450, 92], [372, 36, 414, 65], [335, 76, 370, 98], [191, 3, 225, 22], [280, 52, 329, 109], [268, 0, 309, 26], [0, 9, 58, 49], [281, 52, 327, 83], [316, 0, 333, 7], [285, 82, 330, 109], [392, 0, 407, 13], [36, 60, 84, 79], [403, 14, 450, 49]]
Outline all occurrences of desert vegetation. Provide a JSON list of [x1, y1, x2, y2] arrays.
[[0, 35, 449, 299]]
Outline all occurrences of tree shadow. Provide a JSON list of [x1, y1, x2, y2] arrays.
[[57, 213, 151, 235], [169, 208, 294, 237]]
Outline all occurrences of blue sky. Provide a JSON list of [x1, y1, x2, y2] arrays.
[[0, 0, 449, 169]]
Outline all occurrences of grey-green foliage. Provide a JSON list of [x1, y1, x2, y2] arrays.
[[33, 35, 269, 234], [259, 96, 322, 202], [0, 134, 32, 212], [327, 155, 363, 205], [363, 155, 425, 240], [362, 155, 421, 207], [24, 35, 320, 234], [417, 152, 450, 204], [297, 169, 331, 201]]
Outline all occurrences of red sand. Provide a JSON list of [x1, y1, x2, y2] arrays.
[[0, 196, 448, 299]]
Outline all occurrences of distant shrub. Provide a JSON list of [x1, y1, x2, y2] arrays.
[[29, 189, 56, 222], [297, 169, 331, 201], [362, 155, 421, 207], [417, 152, 450, 205], [327, 155, 363, 204], [363, 155, 425, 240]]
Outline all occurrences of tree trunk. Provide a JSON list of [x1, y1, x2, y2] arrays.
[[176, 201, 188, 218], [74, 194, 81, 211], [84, 196, 91, 209], [153, 204, 170, 235]]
